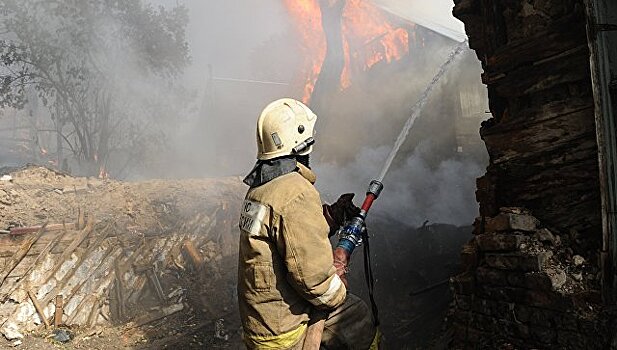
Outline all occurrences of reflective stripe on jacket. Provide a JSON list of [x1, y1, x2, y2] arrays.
[[238, 163, 347, 349]]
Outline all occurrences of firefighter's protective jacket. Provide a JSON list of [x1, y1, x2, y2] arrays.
[[238, 162, 347, 349]]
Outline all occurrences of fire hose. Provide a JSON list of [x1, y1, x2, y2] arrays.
[[334, 180, 384, 325], [302, 181, 383, 350]]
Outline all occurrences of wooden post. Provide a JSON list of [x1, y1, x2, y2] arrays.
[[0, 223, 48, 285], [54, 295, 64, 327]]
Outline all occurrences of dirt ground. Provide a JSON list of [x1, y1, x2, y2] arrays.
[[0, 165, 244, 231]]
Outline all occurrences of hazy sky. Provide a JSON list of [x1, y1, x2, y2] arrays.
[[153, 0, 289, 81]]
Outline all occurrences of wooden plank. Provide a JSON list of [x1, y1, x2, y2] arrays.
[[130, 304, 184, 328], [41, 222, 113, 306], [485, 49, 591, 97], [0, 224, 47, 287], [0, 229, 79, 257], [65, 248, 122, 325], [63, 246, 118, 305], [66, 294, 95, 325], [1, 229, 68, 299], [28, 290, 50, 328], [87, 297, 101, 327], [9, 223, 76, 236], [33, 220, 95, 303], [486, 14, 588, 74]]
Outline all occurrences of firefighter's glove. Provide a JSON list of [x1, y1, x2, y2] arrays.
[[323, 193, 360, 236]]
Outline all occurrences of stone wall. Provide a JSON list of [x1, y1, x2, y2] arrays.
[[454, 0, 601, 255], [449, 0, 616, 347]]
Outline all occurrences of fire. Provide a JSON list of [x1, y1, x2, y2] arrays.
[[282, 0, 326, 103], [98, 165, 108, 179], [283, 0, 410, 102]]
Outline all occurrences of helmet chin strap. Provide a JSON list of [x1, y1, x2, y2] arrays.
[[296, 155, 310, 169]]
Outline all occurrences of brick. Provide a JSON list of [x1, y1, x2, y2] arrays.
[[529, 326, 556, 345], [578, 318, 600, 333], [451, 322, 484, 347], [454, 294, 472, 311], [471, 298, 509, 317], [526, 308, 558, 327], [524, 289, 568, 310], [460, 241, 479, 271], [484, 212, 539, 232], [478, 286, 566, 310], [485, 252, 552, 272], [476, 266, 508, 285], [535, 228, 556, 244], [513, 305, 561, 327], [557, 331, 587, 348], [452, 309, 472, 323], [557, 313, 578, 331], [513, 304, 532, 323], [507, 271, 553, 290], [513, 323, 531, 340], [476, 233, 528, 251], [477, 285, 522, 303], [450, 272, 476, 295], [473, 313, 500, 332]]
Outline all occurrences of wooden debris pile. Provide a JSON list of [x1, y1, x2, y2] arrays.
[[0, 199, 241, 341]]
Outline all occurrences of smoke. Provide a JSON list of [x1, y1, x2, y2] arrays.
[[316, 141, 484, 227], [1, 0, 488, 226]]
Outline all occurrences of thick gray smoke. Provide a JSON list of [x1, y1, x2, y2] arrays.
[[316, 141, 484, 227]]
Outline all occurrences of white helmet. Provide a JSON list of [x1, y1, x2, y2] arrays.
[[256, 98, 317, 160]]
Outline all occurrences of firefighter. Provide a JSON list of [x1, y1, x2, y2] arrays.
[[238, 98, 380, 349]]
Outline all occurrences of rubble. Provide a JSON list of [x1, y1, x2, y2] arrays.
[[0, 165, 246, 348], [2, 322, 23, 340], [449, 208, 612, 348], [51, 329, 72, 343]]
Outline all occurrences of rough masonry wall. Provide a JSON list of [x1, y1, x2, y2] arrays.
[[448, 0, 615, 348], [454, 0, 601, 255]]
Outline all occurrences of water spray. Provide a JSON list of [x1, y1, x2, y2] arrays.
[[336, 40, 469, 256]]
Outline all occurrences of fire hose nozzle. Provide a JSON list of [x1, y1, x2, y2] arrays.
[[360, 180, 384, 215], [337, 180, 384, 255], [367, 180, 383, 199]]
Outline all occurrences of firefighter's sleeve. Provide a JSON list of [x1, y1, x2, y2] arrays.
[[277, 189, 347, 309]]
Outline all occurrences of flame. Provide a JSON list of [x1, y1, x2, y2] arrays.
[[283, 0, 410, 102], [282, 0, 326, 103], [98, 165, 108, 179]]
